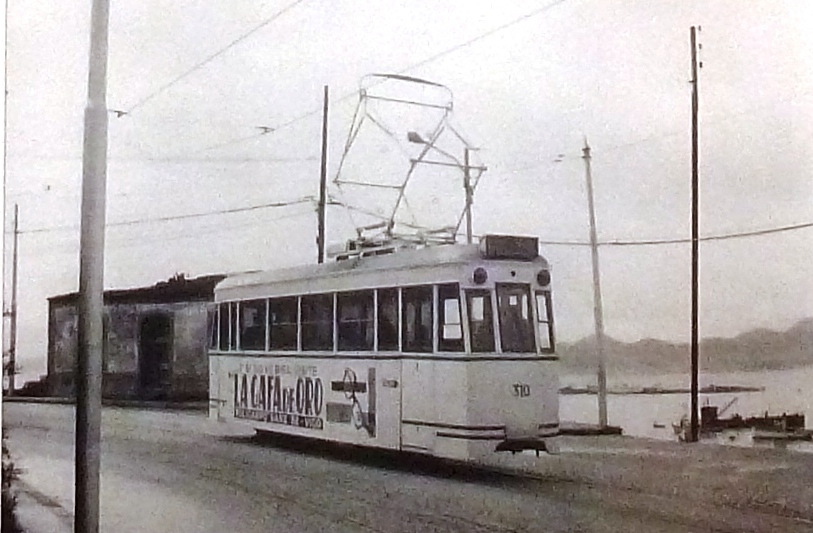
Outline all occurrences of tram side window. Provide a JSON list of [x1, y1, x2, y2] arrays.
[[301, 294, 334, 351], [402, 286, 433, 353], [219, 302, 238, 351], [438, 284, 463, 352], [535, 292, 555, 352], [229, 302, 239, 351], [240, 299, 267, 351], [269, 297, 297, 350], [337, 291, 374, 351], [466, 290, 495, 352], [378, 288, 399, 351], [496, 283, 535, 353]]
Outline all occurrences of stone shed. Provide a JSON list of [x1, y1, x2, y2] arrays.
[[47, 273, 225, 401]]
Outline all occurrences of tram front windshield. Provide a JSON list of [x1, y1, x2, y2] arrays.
[[496, 283, 535, 353]]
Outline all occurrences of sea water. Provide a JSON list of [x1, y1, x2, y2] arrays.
[[560, 365, 813, 452]]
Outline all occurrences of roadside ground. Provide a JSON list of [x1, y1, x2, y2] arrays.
[[6, 401, 813, 532]]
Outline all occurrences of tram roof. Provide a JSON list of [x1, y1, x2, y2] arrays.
[[216, 241, 549, 294]]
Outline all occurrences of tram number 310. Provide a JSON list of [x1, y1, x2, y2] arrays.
[[512, 383, 531, 397]]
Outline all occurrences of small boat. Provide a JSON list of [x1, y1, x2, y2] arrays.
[[752, 429, 813, 442], [673, 399, 807, 442]]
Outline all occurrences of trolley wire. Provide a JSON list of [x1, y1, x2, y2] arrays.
[[397, 0, 571, 77], [332, 194, 813, 247], [186, 0, 575, 156], [604, 221, 813, 246], [15, 207, 316, 256], [13, 196, 315, 235], [105, 208, 315, 249], [534, 220, 813, 247], [121, 0, 306, 115]]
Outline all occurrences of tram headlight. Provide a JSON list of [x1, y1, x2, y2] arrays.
[[537, 270, 550, 286], [473, 267, 488, 284]]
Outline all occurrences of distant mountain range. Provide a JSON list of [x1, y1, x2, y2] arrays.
[[558, 318, 813, 375]]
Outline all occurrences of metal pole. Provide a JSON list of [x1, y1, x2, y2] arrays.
[[464, 147, 472, 244], [317, 85, 328, 263], [76, 0, 110, 531], [8, 204, 19, 395], [689, 26, 700, 444], [8, 204, 19, 396], [583, 141, 608, 428]]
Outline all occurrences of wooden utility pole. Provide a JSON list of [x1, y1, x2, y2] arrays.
[[464, 148, 472, 244], [583, 141, 608, 428], [689, 25, 701, 443], [317, 85, 329, 263], [8, 204, 19, 396], [76, 0, 110, 531]]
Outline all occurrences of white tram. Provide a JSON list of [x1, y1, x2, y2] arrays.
[[208, 235, 558, 461]]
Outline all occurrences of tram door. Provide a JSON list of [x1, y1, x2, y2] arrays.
[[139, 313, 173, 400], [374, 288, 402, 450], [372, 361, 402, 449]]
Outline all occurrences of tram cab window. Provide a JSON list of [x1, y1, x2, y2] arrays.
[[209, 306, 218, 350], [466, 290, 495, 352], [377, 288, 399, 351], [337, 291, 374, 351], [219, 302, 238, 351], [438, 284, 463, 352], [535, 292, 555, 352], [218, 303, 229, 351], [496, 283, 535, 353], [269, 297, 297, 350], [301, 294, 334, 351], [402, 286, 433, 352], [240, 299, 267, 351]]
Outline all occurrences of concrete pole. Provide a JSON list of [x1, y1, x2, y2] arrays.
[[75, 0, 110, 531], [583, 140, 608, 428], [8, 204, 19, 396]]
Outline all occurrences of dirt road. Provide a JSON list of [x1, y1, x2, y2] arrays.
[[4, 402, 811, 532]]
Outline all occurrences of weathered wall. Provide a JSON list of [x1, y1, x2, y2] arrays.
[[48, 301, 78, 397], [47, 299, 212, 400], [170, 303, 212, 399]]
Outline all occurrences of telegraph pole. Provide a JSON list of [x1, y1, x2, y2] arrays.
[[7, 204, 19, 396], [317, 85, 328, 263], [76, 0, 110, 531], [464, 147, 472, 244], [689, 25, 701, 443], [583, 141, 608, 428]]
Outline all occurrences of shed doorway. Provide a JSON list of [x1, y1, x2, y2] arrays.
[[139, 313, 173, 399]]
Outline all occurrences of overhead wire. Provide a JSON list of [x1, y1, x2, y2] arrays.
[[604, 221, 813, 246], [121, 0, 306, 115], [395, 0, 571, 77], [186, 0, 576, 156], [188, 130, 278, 156], [16, 207, 316, 256], [14, 196, 315, 235], [105, 208, 315, 250], [533, 220, 813, 247]]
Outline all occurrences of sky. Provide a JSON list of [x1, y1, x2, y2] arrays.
[[2, 0, 812, 384]]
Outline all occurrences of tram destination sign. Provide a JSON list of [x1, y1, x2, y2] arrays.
[[479, 235, 538, 260]]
